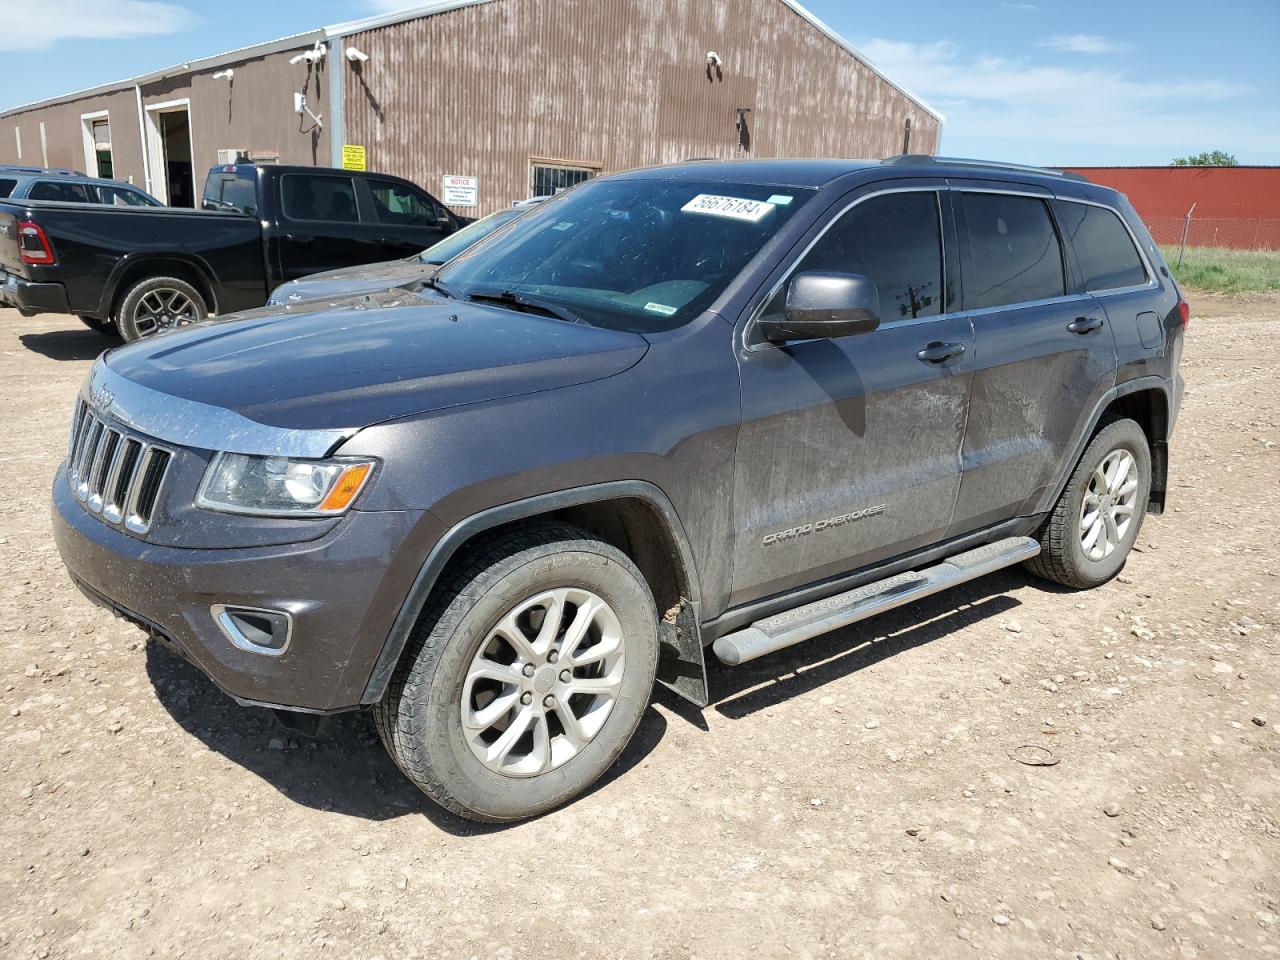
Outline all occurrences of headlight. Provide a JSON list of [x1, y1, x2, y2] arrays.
[[196, 453, 375, 517]]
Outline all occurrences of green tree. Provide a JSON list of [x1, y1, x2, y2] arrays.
[[1171, 150, 1239, 166]]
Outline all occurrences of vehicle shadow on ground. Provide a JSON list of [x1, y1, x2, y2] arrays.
[[710, 568, 1032, 718], [20, 329, 118, 361], [143, 642, 666, 835]]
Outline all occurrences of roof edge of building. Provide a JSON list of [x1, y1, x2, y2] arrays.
[[1, 0, 944, 126], [777, 0, 944, 124]]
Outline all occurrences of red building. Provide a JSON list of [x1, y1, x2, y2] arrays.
[[1062, 166, 1280, 250]]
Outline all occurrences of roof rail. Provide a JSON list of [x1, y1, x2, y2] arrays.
[[883, 154, 1090, 183]]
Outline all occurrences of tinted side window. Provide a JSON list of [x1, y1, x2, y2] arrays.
[[767, 190, 943, 325], [367, 178, 441, 226], [282, 174, 358, 223], [1057, 201, 1147, 291], [96, 185, 158, 207], [960, 193, 1065, 310], [0, 179, 14, 199], [29, 181, 92, 203]]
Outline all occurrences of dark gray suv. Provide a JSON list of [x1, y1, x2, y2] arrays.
[[52, 157, 1186, 822]]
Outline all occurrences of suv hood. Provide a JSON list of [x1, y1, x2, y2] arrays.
[[105, 289, 649, 432], [269, 257, 434, 305]]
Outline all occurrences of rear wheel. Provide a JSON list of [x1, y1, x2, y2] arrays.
[[375, 523, 659, 822], [115, 276, 207, 342], [1025, 418, 1151, 589]]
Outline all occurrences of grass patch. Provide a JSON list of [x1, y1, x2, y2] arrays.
[[1159, 245, 1280, 295]]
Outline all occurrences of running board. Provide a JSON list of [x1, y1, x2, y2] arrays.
[[712, 536, 1041, 666]]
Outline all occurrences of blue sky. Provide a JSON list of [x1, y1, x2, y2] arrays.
[[5, 0, 1278, 165]]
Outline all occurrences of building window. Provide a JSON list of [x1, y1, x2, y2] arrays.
[[529, 161, 598, 198], [92, 119, 113, 178]]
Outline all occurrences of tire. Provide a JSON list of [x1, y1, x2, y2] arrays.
[[1025, 418, 1152, 589], [115, 276, 207, 342], [77, 316, 117, 336], [374, 522, 660, 823]]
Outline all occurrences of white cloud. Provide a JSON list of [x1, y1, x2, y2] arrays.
[[860, 37, 1278, 163], [1040, 34, 1130, 55], [0, 0, 197, 51]]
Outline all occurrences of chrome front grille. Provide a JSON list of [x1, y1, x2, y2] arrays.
[[67, 398, 173, 534]]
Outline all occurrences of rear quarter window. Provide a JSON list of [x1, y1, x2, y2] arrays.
[[1057, 201, 1148, 291], [0, 179, 15, 199]]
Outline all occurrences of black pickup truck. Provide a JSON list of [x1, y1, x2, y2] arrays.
[[0, 163, 463, 340]]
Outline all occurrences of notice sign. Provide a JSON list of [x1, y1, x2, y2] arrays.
[[442, 175, 478, 207], [341, 144, 367, 171]]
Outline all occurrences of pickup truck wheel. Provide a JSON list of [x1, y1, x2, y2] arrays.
[[374, 523, 659, 823], [1025, 418, 1151, 589], [116, 277, 207, 342], [77, 316, 117, 336]]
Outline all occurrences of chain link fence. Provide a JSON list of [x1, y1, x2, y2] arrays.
[[1143, 213, 1280, 253]]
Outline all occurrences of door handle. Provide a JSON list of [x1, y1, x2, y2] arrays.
[[1067, 316, 1104, 334], [917, 341, 966, 363], [284, 234, 315, 246]]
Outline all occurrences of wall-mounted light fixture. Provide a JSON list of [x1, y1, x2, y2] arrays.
[[345, 46, 370, 64], [293, 91, 323, 129], [289, 42, 327, 66], [212, 69, 234, 81]]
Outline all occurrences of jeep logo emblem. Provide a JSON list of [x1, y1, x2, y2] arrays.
[[89, 384, 115, 414]]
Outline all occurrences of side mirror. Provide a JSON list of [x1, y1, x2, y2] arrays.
[[758, 271, 881, 343]]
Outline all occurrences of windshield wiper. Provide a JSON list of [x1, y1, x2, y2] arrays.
[[413, 271, 456, 299], [466, 289, 586, 326]]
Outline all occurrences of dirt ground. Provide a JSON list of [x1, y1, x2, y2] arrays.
[[1, 293, 1277, 960]]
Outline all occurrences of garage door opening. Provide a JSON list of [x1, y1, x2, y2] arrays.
[[145, 100, 195, 207]]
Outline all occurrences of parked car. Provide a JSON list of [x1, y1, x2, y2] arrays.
[[0, 163, 463, 339], [265, 203, 540, 307], [52, 156, 1186, 822], [0, 168, 160, 206]]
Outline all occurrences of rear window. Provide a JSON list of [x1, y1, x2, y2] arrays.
[[0, 179, 14, 199], [1057, 201, 1148, 291], [960, 193, 1066, 310], [202, 171, 257, 215], [281, 174, 359, 223], [29, 181, 92, 203]]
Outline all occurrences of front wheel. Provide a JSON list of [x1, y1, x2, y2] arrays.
[[374, 523, 659, 822], [115, 276, 207, 342], [1025, 417, 1152, 589]]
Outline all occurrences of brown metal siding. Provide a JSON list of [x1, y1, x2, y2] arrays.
[[0, 45, 329, 193], [342, 0, 940, 216]]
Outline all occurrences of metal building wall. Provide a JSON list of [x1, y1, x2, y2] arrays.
[[0, 46, 331, 197], [341, 0, 940, 216]]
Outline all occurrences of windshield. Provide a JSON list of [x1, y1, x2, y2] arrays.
[[437, 178, 814, 332], [418, 208, 523, 264]]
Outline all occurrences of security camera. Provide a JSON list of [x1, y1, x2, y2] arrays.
[[212, 69, 233, 80], [345, 47, 370, 64], [706, 51, 721, 66]]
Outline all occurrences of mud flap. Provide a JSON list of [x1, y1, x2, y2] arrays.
[[655, 599, 709, 707]]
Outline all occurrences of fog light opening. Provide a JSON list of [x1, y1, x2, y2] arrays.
[[212, 604, 293, 656]]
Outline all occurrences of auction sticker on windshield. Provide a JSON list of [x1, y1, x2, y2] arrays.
[[681, 194, 776, 222]]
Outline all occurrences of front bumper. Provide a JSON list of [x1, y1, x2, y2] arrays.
[[52, 466, 439, 712], [1, 271, 71, 315]]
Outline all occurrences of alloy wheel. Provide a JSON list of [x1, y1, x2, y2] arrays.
[[462, 587, 625, 777], [1079, 448, 1139, 561], [133, 288, 199, 337]]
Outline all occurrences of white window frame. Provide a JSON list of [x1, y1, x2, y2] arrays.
[[143, 97, 195, 205], [81, 110, 111, 178]]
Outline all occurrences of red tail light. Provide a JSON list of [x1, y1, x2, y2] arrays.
[[1177, 299, 1190, 328], [17, 222, 55, 266]]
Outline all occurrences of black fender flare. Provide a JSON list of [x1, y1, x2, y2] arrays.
[[360, 480, 707, 706]]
